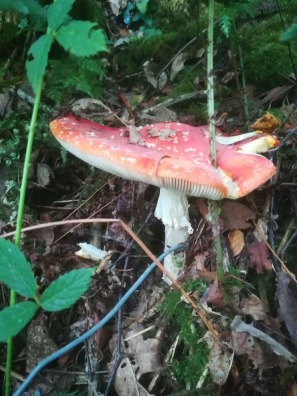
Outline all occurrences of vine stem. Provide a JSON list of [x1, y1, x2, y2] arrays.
[[5, 79, 43, 396], [207, 0, 225, 285]]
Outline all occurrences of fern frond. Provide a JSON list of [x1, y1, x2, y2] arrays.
[[218, 1, 254, 37], [46, 56, 105, 105]]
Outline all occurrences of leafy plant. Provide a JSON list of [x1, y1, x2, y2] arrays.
[[218, 0, 254, 38], [24, 1, 107, 95], [0, 1, 108, 394], [0, 238, 94, 342], [46, 56, 105, 105]]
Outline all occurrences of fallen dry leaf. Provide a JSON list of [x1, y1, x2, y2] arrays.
[[125, 334, 162, 378], [247, 240, 272, 273], [220, 201, 255, 232], [232, 288, 269, 322], [112, 357, 153, 396], [195, 198, 209, 218], [231, 315, 297, 363], [37, 163, 52, 187], [286, 382, 297, 396], [251, 111, 280, 133], [183, 253, 208, 280], [26, 312, 58, 372], [277, 272, 297, 347], [204, 279, 224, 306], [208, 337, 233, 385], [109, 328, 163, 381], [221, 71, 235, 84], [253, 218, 268, 242], [231, 331, 264, 368], [229, 229, 245, 256], [262, 85, 294, 105]]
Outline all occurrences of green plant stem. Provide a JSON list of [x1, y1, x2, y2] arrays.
[[232, 21, 249, 123], [229, 33, 241, 100], [207, 0, 225, 287], [207, 0, 216, 167], [5, 79, 43, 396]]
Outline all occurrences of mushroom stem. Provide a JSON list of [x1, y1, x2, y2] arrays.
[[155, 188, 193, 283]]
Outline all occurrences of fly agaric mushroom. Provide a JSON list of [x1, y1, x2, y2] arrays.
[[49, 115, 279, 282]]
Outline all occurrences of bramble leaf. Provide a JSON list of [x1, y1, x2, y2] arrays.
[[40, 268, 94, 311], [0, 239, 37, 298], [26, 33, 53, 94], [47, 0, 75, 31], [0, 302, 38, 341], [56, 21, 108, 56]]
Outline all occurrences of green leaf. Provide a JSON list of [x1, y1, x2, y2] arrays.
[[0, 0, 45, 16], [280, 23, 297, 43], [40, 268, 94, 311], [219, 14, 232, 38], [56, 21, 108, 57], [26, 33, 53, 94], [0, 239, 37, 298], [136, 0, 149, 14], [47, 0, 75, 31], [0, 301, 38, 342]]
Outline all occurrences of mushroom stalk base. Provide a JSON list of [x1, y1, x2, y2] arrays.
[[155, 188, 193, 284]]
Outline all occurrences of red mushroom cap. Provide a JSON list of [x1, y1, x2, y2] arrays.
[[49, 115, 279, 199]]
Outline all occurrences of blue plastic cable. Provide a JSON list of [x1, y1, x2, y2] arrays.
[[14, 244, 185, 395]]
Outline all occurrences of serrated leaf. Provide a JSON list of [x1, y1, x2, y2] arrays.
[[280, 23, 297, 43], [56, 21, 108, 57], [0, 239, 37, 298], [26, 33, 53, 94], [47, 0, 75, 31], [40, 268, 94, 311], [0, 301, 38, 342], [219, 15, 232, 38]]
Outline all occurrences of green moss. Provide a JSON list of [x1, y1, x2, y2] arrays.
[[225, 266, 248, 289], [239, 16, 297, 89], [161, 280, 209, 388], [172, 342, 209, 388], [114, 21, 201, 77], [188, 104, 208, 123], [171, 68, 199, 96]]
